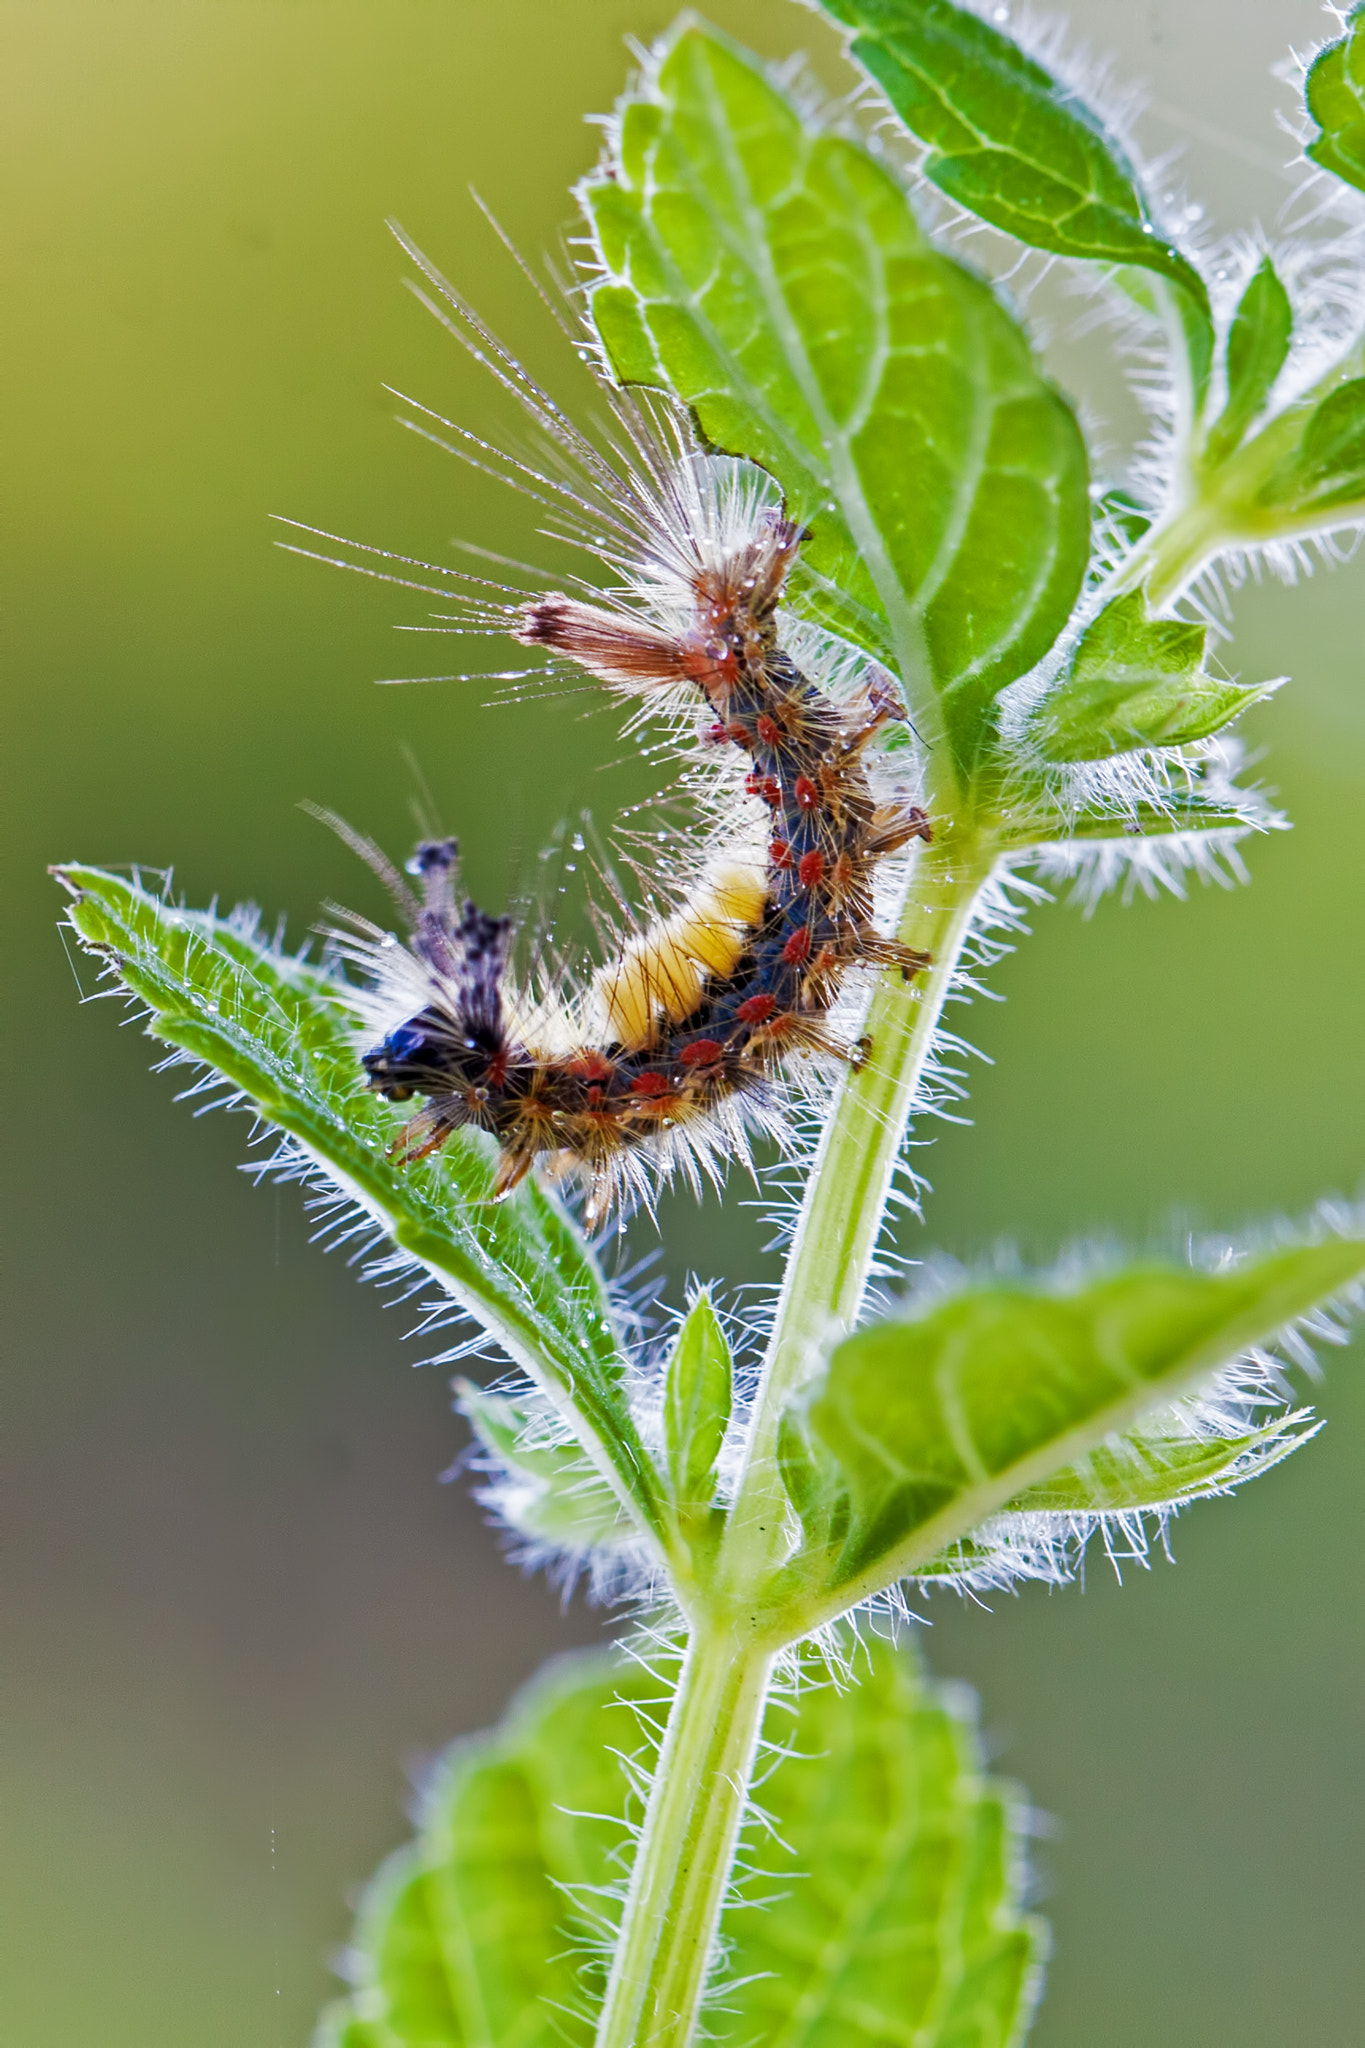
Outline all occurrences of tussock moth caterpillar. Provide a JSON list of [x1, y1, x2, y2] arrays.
[[313, 245, 933, 1223]]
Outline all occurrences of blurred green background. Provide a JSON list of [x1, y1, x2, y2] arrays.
[[4, 2, 1362, 2043]]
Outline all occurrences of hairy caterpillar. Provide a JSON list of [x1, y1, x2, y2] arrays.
[[318, 246, 933, 1221]]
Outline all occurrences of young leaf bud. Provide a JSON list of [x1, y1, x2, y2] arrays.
[[663, 1292, 733, 1510], [1033, 591, 1265, 763]]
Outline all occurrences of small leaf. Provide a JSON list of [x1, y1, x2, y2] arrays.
[[1033, 591, 1264, 763], [1205, 257, 1293, 465], [817, 0, 1211, 325], [776, 1409, 829, 1523], [663, 1291, 732, 1508], [322, 1638, 1042, 2048], [460, 1384, 635, 1551], [1305, 4, 1365, 195], [1004, 1410, 1318, 1512], [796, 1238, 1365, 1605], [1261, 376, 1365, 513], [54, 865, 668, 1548], [581, 20, 1090, 772]]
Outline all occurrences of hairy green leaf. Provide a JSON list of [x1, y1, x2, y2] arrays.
[[459, 1384, 636, 1550], [321, 1638, 1042, 2048], [1261, 375, 1365, 513], [722, 1636, 1042, 2047], [1027, 778, 1277, 849], [664, 1291, 732, 1508], [1305, 4, 1365, 194], [816, 0, 1210, 324], [1003, 1410, 1317, 1512], [1205, 256, 1293, 465], [318, 1652, 654, 2048], [54, 865, 667, 1546], [1033, 591, 1264, 762], [796, 1240, 1364, 1605], [581, 20, 1089, 769]]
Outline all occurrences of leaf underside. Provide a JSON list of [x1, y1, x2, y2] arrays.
[[54, 865, 665, 1542], [317, 1638, 1042, 2048], [1034, 590, 1262, 763], [581, 20, 1090, 769], [789, 1242, 1362, 1599]]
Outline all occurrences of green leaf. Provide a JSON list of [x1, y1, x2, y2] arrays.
[[722, 1635, 1042, 2047], [1261, 376, 1365, 514], [322, 1638, 1042, 2048], [459, 1383, 636, 1550], [1033, 591, 1264, 763], [322, 1651, 655, 2048], [54, 865, 668, 1547], [1003, 1410, 1318, 1512], [795, 1238, 1364, 1605], [1205, 257, 1293, 466], [581, 21, 1090, 771], [1305, 4, 1365, 194], [663, 1291, 732, 1508], [816, 0, 1211, 325]]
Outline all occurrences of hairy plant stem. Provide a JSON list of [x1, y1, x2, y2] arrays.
[[591, 1626, 776, 2048], [594, 823, 1000, 2048]]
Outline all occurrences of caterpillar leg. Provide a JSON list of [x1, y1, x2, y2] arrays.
[[865, 804, 933, 855], [854, 935, 933, 980], [491, 1144, 539, 1201], [388, 1101, 463, 1166]]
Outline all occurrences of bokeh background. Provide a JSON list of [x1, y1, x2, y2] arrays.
[[5, 2, 1363, 2043]]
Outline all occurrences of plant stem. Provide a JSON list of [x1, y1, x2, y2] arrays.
[[719, 824, 999, 1592], [591, 1625, 776, 2048], [593, 827, 997, 2048]]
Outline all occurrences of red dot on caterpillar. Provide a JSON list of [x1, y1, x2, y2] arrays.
[[794, 776, 820, 812], [797, 849, 825, 889], [568, 1049, 615, 1083], [679, 1038, 724, 1068]]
